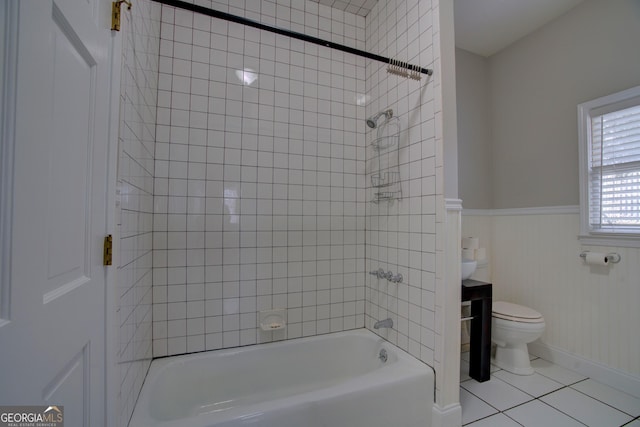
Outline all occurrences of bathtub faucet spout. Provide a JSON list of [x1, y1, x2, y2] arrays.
[[374, 318, 393, 329]]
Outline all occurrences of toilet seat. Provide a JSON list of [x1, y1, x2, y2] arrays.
[[492, 301, 543, 323]]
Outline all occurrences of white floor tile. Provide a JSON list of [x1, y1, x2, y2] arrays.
[[461, 356, 639, 427], [571, 379, 640, 417], [541, 388, 633, 427], [530, 358, 587, 385], [461, 377, 533, 411], [493, 370, 564, 397], [460, 387, 499, 425], [505, 400, 585, 427], [466, 413, 522, 427]]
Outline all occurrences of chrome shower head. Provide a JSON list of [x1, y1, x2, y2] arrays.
[[366, 109, 393, 128]]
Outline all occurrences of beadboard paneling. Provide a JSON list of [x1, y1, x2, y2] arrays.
[[463, 213, 640, 377]]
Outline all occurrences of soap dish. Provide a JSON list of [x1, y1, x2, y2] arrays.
[[259, 309, 286, 331]]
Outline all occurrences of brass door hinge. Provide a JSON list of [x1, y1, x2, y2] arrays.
[[103, 235, 113, 266], [111, 0, 132, 31]]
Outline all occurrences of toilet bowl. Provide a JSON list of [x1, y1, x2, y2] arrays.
[[492, 301, 545, 375]]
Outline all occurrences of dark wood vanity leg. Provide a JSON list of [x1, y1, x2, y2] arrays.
[[469, 296, 492, 382]]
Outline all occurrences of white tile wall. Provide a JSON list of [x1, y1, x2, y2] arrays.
[[364, 0, 439, 369], [116, 1, 161, 426], [312, 0, 378, 17], [172, 0, 365, 50], [152, 1, 368, 357]]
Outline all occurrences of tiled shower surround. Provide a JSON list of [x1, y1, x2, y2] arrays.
[[116, 0, 160, 425], [365, 0, 439, 368], [152, 1, 368, 356]]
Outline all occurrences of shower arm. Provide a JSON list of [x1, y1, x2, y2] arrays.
[[367, 109, 393, 129]]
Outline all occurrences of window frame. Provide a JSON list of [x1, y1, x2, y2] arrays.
[[578, 85, 640, 247]]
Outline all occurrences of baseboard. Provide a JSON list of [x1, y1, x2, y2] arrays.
[[432, 402, 462, 427], [529, 341, 640, 398]]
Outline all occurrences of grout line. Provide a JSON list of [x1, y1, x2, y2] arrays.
[[622, 416, 640, 426], [461, 354, 639, 427], [500, 412, 525, 427], [463, 383, 537, 414], [529, 385, 569, 401], [568, 385, 640, 419], [461, 412, 509, 426], [536, 399, 590, 426], [532, 365, 587, 387], [459, 386, 502, 413]]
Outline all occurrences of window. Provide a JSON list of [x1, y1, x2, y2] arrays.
[[579, 85, 640, 246]]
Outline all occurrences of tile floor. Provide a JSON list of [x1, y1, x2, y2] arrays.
[[460, 352, 640, 426]]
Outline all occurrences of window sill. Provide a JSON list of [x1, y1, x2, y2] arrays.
[[578, 233, 640, 248]]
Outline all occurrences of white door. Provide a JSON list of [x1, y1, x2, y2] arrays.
[[0, 0, 115, 425]]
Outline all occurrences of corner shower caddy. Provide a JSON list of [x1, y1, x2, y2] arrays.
[[370, 115, 401, 203]]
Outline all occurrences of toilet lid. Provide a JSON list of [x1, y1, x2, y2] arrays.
[[493, 301, 544, 323]]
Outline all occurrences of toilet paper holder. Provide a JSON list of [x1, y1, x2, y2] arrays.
[[579, 251, 621, 264]]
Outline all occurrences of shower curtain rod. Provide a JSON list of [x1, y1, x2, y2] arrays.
[[152, 0, 434, 76]]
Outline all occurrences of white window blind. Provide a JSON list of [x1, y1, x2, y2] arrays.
[[588, 103, 640, 231]]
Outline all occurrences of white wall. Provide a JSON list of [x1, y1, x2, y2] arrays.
[[152, 1, 367, 357], [489, 0, 640, 208], [456, 0, 640, 395], [115, 1, 160, 425], [455, 48, 491, 209]]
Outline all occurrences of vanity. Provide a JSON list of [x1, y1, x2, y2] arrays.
[[462, 279, 492, 382]]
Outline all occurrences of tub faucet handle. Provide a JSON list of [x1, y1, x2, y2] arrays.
[[390, 273, 403, 283], [369, 268, 385, 279]]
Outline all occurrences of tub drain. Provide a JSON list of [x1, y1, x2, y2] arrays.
[[379, 348, 388, 363]]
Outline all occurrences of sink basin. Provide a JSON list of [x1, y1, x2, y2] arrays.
[[461, 259, 477, 280]]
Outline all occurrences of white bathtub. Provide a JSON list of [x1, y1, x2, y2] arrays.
[[129, 329, 434, 427]]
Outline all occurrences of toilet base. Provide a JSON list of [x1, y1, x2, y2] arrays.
[[493, 343, 534, 375]]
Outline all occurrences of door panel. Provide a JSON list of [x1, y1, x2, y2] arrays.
[[0, 1, 114, 426], [42, 344, 90, 427], [46, 8, 95, 295]]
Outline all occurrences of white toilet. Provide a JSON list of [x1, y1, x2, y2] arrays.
[[492, 301, 545, 375]]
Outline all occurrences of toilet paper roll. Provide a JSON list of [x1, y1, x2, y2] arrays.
[[475, 247, 486, 261], [462, 248, 475, 260], [462, 237, 479, 249], [585, 252, 609, 266]]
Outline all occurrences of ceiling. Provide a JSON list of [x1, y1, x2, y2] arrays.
[[310, 0, 585, 53], [454, 0, 584, 57], [312, 0, 378, 17]]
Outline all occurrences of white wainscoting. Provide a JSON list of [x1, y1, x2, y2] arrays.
[[462, 208, 640, 389]]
